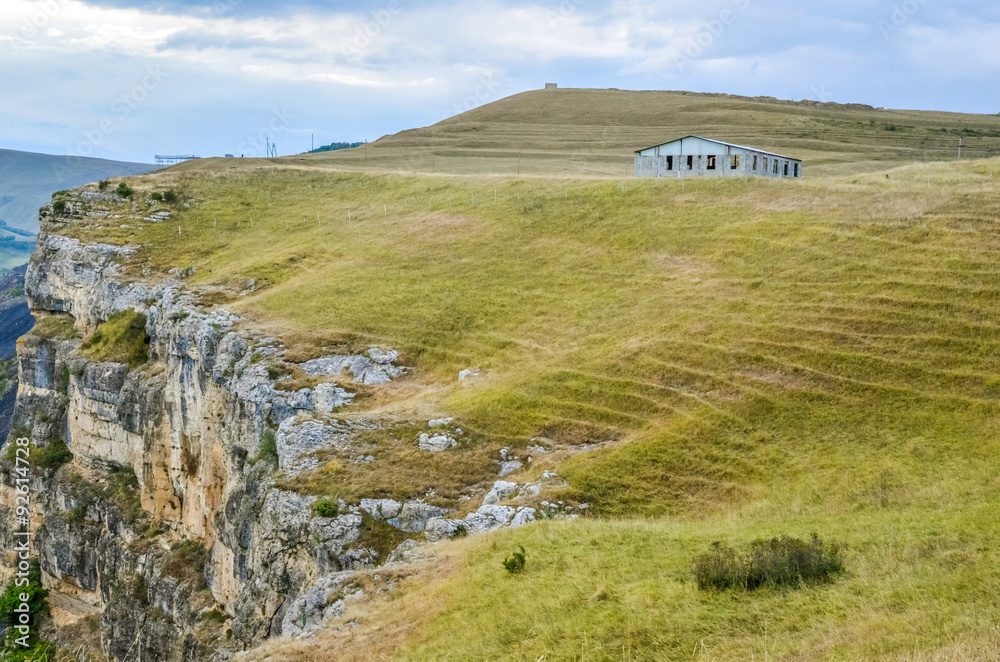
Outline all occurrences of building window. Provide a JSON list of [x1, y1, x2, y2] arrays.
[[707, 155, 717, 170], [794, 163, 800, 177], [763, 157, 768, 173], [731, 155, 740, 169], [752, 155, 758, 170], [687, 155, 694, 170], [773, 160, 779, 174], [784, 162, 789, 176], [666, 155, 674, 170]]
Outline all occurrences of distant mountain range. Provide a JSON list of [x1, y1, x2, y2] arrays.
[[0, 148, 155, 234]]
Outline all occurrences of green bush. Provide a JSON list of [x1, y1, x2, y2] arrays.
[[105, 466, 144, 524], [256, 428, 278, 464], [98, 179, 110, 191], [116, 182, 133, 198], [80, 310, 149, 370], [52, 200, 66, 213], [7, 437, 75, 471], [31, 439, 73, 471], [201, 608, 227, 624], [502, 546, 527, 574], [55, 363, 70, 393], [693, 534, 845, 591], [0, 559, 50, 653], [311, 497, 339, 518]]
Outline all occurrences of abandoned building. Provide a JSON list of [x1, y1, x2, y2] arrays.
[[634, 136, 802, 179]]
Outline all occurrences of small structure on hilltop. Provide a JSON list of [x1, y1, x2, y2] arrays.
[[634, 136, 801, 179]]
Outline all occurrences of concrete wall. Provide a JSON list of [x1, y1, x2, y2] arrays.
[[635, 137, 801, 179]]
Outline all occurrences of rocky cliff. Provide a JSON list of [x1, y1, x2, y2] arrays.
[[0, 188, 545, 660]]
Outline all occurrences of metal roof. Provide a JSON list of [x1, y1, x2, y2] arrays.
[[634, 135, 801, 161]]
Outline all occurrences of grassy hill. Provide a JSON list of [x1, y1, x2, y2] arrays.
[[0, 148, 154, 234], [172, 88, 1000, 178], [69, 90, 1000, 659]]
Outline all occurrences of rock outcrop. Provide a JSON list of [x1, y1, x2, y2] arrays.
[[0, 190, 541, 660]]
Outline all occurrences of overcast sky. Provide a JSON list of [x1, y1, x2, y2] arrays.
[[1, 0, 998, 164]]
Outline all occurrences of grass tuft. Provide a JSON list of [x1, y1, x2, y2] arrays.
[[80, 310, 149, 369]]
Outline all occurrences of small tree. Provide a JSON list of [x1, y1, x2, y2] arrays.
[[502, 546, 527, 574], [116, 183, 133, 199]]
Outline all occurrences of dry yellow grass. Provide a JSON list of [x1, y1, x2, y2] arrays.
[[63, 92, 1000, 658]]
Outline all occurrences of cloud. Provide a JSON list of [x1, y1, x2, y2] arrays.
[[3, 0, 1000, 164]]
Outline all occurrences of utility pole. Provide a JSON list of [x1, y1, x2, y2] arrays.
[[958, 138, 964, 160]]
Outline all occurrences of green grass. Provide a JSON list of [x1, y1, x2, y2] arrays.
[[31, 315, 79, 340], [172, 88, 1000, 178], [63, 153, 1000, 659], [80, 309, 149, 369]]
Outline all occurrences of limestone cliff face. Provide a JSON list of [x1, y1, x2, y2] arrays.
[[0, 190, 541, 661], [0, 197, 391, 660]]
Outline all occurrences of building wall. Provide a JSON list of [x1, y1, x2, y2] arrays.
[[635, 138, 801, 179]]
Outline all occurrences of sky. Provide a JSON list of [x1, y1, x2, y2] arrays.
[[1, 0, 999, 164]]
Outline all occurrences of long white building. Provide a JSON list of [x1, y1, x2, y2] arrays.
[[634, 136, 802, 179]]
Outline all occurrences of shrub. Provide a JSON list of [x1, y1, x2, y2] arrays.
[[164, 539, 209, 587], [202, 609, 227, 624], [693, 534, 844, 591], [311, 497, 338, 518], [98, 179, 110, 191], [502, 546, 527, 574], [52, 200, 66, 213], [27, 438, 73, 471], [105, 466, 144, 524], [116, 183, 133, 198], [0, 559, 49, 652], [256, 428, 278, 464], [162, 189, 179, 204], [56, 363, 70, 393], [80, 310, 149, 370]]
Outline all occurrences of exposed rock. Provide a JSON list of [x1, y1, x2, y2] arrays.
[[418, 432, 456, 452], [428, 417, 453, 428], [498, 460, 522, 476], [360, 498, 401, 521], [280, 573, 351, 638], [275, 419, 354, 476], [424, 504, 536, 542], [300, 348, 404, 385], [482, 480, 519, 506], [395, 500, 449, 533], [0, 191, 541, 661]]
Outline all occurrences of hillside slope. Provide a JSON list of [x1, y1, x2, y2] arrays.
[[0, 148, 154, 233], [251, 88, 1000, 177], [56, 150, 1000, 659]]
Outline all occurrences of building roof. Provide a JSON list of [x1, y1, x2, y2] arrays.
[[634, 135, 801, 161]]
